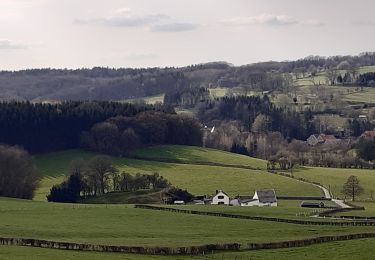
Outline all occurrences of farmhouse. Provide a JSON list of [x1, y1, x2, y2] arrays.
[[230, 189, 278, 207], [211, 190, 230, 205]]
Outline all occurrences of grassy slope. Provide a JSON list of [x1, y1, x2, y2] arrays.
[[132, 145, 267, 169], [3, 238, 375, 260], [0, 198, 372, 248], [82, 190, 162, 204], [33, 148, 321, 201], [291, 167, 375, 200]]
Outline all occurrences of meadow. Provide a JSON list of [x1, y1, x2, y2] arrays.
[[291, 167, 375, 201], [0, 198, 368, 248], [33, 147, 320, 201]]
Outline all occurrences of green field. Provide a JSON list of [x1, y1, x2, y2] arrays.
[[132, 145, 267, 169], [33, 147, 321, 201], [123, 94, 165, 105], [3, 238, 375, 260], [290, 167, 375, 201], [169, 200, 337, 220], [0, 198, 366, 247], [331, 202, 375, 217]]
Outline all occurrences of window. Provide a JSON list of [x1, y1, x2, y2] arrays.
[[218, 195, 224, 199], [218, 202, 224, 205]]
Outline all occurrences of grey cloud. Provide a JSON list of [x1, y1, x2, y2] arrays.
[[151, 22, 198, 32], [75, 12, 169, 28], [352, 20, 375, 26], [223, 14, 298, 26], [305, 19, 327, 27], [0, 39, 28, 50]]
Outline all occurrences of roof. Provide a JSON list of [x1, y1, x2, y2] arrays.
[[319, 134, 336, 141], [240, 198, 258, 204], [256, 189, 277, 203], [214, 190, 229, 198], [362, 131, 375, 138]]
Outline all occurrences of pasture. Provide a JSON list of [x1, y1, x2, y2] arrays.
[[33, 147, 321, 201], [0, 198, 368, 247], [291, 167, 375, 201]]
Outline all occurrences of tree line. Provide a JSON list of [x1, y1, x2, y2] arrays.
[[47, 156, 170, 203], [81, 111, 202, 155], [0, 101, 171, 153]]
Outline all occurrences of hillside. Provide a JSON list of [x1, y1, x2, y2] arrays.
[[2, 54, 375, 102], [33, 146, 321, 201]]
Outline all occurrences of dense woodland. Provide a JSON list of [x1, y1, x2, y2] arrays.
[[81, 111, 203, 155], [0, 101, 170, 153]]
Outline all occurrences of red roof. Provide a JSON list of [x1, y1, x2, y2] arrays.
[[319, 134, 336, 141], [362, 131, 375, 138]]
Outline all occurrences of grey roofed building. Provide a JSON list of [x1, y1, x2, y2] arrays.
[[254, 189, 277, 203]]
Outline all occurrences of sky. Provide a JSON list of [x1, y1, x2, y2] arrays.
[[0, 0, 375, 70]]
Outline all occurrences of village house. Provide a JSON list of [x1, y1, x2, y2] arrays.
[[211, 190, 230, 205], [307, 134, 337, 146]]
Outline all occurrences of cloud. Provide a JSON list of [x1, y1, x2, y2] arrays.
[[75, 8, 169, 28], [223, 14, 298, 26], [151, 22, 198, 32], [352, 20, 375, 26], [75, 13, 168, 27], [305, 19, 326, 27], [0, 39, 29, 50], [75, 8, 198, 33]]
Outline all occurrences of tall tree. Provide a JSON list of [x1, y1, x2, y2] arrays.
[[0, 145, 39, 199], [342, 176, 363, 201], [86, 155, 117, 195]]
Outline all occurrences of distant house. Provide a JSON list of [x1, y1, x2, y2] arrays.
[[211, 190, 230, 205], [307, 134, 337, 146], [307, 134, 320, 146], [361, 131, 375, 139], [231, 190, 277, 207]]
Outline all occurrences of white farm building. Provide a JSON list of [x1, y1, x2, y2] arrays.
[[230, 189, 278, 207], [211, 190, 230, 205]]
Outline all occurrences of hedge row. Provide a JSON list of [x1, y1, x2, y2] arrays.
[[2, 233, 375, 255], [135, 205, 375, 226], [0, 237, 240, 255], [246, 233, 375, 250]]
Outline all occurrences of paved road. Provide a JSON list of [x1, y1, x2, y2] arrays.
[[332, 199, 353, 209]]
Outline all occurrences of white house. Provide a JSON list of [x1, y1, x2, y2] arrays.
[[211, 190, 230, 205], [239, 189, 277, 207]]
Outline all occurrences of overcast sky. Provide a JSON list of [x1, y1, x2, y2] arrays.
[[1, 0, 375, 70]]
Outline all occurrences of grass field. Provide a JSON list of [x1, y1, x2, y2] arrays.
[[132, 145, 267, 169], [332, 202, 375, 217], [3, 238, 375, 260], [33, 148, 322, 201], [1, 198, 367, 248], [290, 167, 375, 201], [123, 94, 165, 105], [169, 200, 337, 220]]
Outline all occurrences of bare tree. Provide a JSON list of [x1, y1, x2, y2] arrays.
[[342, 175, 363, 201]]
